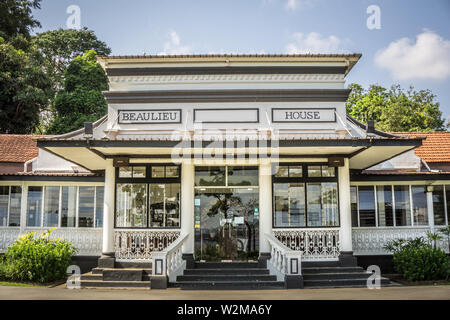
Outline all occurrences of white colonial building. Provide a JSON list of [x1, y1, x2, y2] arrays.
[[0, 54, 449, 289]]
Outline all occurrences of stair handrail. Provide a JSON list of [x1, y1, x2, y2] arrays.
[[265, 233, 302, 281], [151, 233, 189, 282]]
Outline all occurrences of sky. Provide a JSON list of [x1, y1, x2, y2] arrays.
[[31, 0, 450, 124]]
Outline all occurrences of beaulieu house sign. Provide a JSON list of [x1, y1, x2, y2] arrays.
[[271, 108, 336, 123], [118, 109, 182, 124]]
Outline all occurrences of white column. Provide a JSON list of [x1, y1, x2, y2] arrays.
[[181, 162, 194, 253], [19, 181, 28, 234], [426, 186, 435, 232], [338, 158, 353, 252], [259, 161, 272, 253], [102, 159, 115, 255]]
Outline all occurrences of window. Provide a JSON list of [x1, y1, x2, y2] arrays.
[[394, 185, 411, 226], [43, 186, 59, 227], [150, 184, 180, 227], [96, 187, 104, 228], [227, 166, 259, 186], [119, 166, 147, 178], [358, 186, 376, 227], [377, 186, 394, 227], [116, 184, 147, 228], [0, 186, 9, 226], [27, 187, 43, 227], [61, 186, 77, 227], [433, 185, 446, 225], [195, 166, 225, 186], [350, 186, 358, 227], [411, 186, 428, 226], [151, 165, 180, 178], [9, 187, 21, 226], [273, 163, 338, 228]]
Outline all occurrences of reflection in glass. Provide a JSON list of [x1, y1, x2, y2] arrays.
[[377, 185, 393, 226], [0, 186, 8, 226], [27, 186, 43, 227], [308, 166, 321, 177], [195, 166, 226, 186], [351, 186, 358, 227], [307, 183, 322, 226], [289, 166, 302, 177], [9, 186, 21, 226], [227, 166, 258, 186], [119, 167, 132, 178], [321, 166, 335, 177], [166, 166, 179, 178], [96, 186, 104, 227], [274, 183, 305, 227], [79, 186, 95, 227], [61, 186, 77, 227], [43, 186, 60, 227], [150, 184, 180, 227], [116, 184, 147, 227], [151, 166, 165, 178], [274, 166, 289, 177], [132, 166, 146, 178], [394, 185, 411, 226], [358, 186, 376, 227], [412, 186, 428, 226], [432, 185, 445, 225]]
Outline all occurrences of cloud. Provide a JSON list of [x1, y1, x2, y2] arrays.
[[158, 30, 192, 55], [375, 30, 450, 81], [284, 0, 315, 11], [285, 32, 348, 54]]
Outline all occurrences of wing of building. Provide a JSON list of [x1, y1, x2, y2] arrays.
[[1, 54, 448, 289]]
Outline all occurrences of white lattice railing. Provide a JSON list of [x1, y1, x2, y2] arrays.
[[114, 229, 180, 261], [151, 233, 189, 282], [0, 227, 102, 256], [266, 233, 302, 281], [273, 228, 340, 260], [352, 227, 450, 255]]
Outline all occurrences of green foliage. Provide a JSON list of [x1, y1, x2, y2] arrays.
[[195, 245, 225, 261], [384, 236, 450, 282], [0, 36, 52, 133], [426, 231, 443, 250], [0, 0, 41, 40], [46, 50, 108, 134], [346, 83, 446, 132], [438, 226, 450, 253], [2, 228, 77, 283]]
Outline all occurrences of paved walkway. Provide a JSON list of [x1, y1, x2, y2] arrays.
[[0, 285, 449, 300]]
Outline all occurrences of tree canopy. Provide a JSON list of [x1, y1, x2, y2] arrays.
[[46, 50, 108, 134], [346, 83, 446, 132], [0, 0, 41, 40]]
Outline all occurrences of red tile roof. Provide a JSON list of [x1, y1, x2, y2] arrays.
[[394, 132, 450, 163], [0, 135, 53, 163]]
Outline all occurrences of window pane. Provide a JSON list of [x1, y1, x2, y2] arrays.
[[9, 186, 21, 227], [116, 184, 147, 227], [0, 186, 8, 226], [150, 184, 165, 227], [43, 186, 59, 227], [358, 186, 376, 227], [411, 186, 428, 226], [227, 166, 258, 186], [151, 166, 165, 178], [273, 183, 305, 227], [61, 186, 77, 227], [132, 166, 146, 178], [27, 186, 42, 227], [322, 182, 339, 226], [119, 166, 132, 178], [165, 184, 180, 227], [307, 183, 322, 226], [78, 186, 95, 227], [446, 185, 450, 225], [195, 166, 225, 186], [432, 185, 445, 225], [289, 166, 302, 177], [96, 187, 104, 228], [394, 185, 411, 226], [322, 166, 335, 177], [308, 166, 321, 177], [351, 186, 358, 227], [274, 166, 289, 177], [377, 185, 394, 227], [166, 166, 179, 178]]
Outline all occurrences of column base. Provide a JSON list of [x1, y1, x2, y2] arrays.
[[151, 276, 168, 289], [98, 252, 115, 268], [285, 274, 304, 289], [338, 251, 357, 267], [182, 253, 195, 269], [258, 252, 271, 268]]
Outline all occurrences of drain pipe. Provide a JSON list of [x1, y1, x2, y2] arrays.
[[23, 157, 37, 172]]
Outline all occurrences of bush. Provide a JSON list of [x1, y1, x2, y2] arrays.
[[385, 236, 450, 282], [3, 228, 77, 283]]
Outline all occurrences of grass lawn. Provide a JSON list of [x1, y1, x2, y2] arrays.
[[385, 274, 450, 286], [0, 281, 40, 287]]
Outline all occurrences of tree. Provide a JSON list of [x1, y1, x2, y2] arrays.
[[46, 50, 108, 134], [0, 37, 51, 133], [0, 0, 41, 40], [346, 83, 446, 132], [32, 28, 111, 92]]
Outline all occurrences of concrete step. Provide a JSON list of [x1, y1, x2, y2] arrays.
[[80, 272, 103, 281], [177, 274, 277, 282], [302, 261, 341, 268], [303, 277, 391, 288], [184, 268, 270, 275], [194, 262, 260, 269], [115, 261, 152, 269], [175, 280, 285, 290], [302, 266, 364, 274], [303, 272, 372, 280], [80, 279, 151, 288]]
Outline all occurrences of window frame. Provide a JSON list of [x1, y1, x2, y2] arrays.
[[272, 162, 340, 229], [114, 164, 182, 229]]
